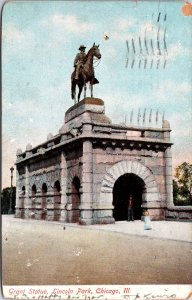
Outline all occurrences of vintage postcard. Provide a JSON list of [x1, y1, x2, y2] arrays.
[[1, 0, 192, 299]]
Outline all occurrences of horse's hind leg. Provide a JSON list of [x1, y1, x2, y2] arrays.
[[78, 85, 83, 102], [90, 83, 93, 98], [71, 79, 76, 103]]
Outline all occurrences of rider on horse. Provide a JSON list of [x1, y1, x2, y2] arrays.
[[74, 45, 87, 80], [71, 43, 101, 102]]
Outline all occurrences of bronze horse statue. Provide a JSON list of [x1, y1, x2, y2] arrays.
[[71, 43, 101, 102]]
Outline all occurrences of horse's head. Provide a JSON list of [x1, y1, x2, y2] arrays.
[[88, 42, 101, 59]]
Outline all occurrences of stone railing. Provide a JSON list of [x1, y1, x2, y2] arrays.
[[165, 206, 192, 221]]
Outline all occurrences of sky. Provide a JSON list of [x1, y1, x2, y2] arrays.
[[2, 0, 192, 188]]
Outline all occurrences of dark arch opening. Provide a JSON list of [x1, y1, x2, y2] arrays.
[[32, 184, 36, 196], [31, 185, 36, 218], [53, 180, 61, 221], [20, 186, 25, 218], [71, 176, 81, 222], [113, 173, 145, 221], [54, 180, 61, 193], [22, 186, 25, 195], [72, 176, 80, 196], [41, 183, 47, 220], [42, 183, 47, 194]]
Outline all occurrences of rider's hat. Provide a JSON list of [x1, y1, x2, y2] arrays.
[[79, 45, 86, 50]]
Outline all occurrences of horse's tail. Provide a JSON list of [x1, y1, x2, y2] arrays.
[[71, 78, 76, 100], [93, 77, 99, 84]]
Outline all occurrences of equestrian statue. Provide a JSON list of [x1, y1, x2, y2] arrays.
[[71, 43, 101, 103]]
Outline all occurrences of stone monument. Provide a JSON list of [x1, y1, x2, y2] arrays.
[[15, 96, 180, 224]]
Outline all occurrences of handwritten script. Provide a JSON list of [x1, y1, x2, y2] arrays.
[[7, 287, 181, 300]]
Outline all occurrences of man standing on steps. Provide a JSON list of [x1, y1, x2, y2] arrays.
[[128, 194, 134, 221]]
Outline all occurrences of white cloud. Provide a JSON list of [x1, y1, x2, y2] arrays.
[[112, 31, 135, 42], [109, 17, 137, 41], [168, 42, 191, 62], [2, 24, 34, 45], [42, 14, 95, 34], [2, 24, 25, 42], [3, 82, 68, 125], [171, 111, 192, 138], [140, 20, 154, 33], [174, 82, 192, 95], [3, 81, 69, 146], [45, 34, 67, 50], [102, 46, 118, 60], [154, 80, 192, 103], [100, 17, 137, 42], [116, 17, 137, 30], [2, 24, 35, 62], [168, 42, 183, 61]]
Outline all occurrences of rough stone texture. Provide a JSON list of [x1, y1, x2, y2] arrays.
[[15, 97, 185, 225], [147, 208, 165, 220], [165, 207, 192, 220], [98, 160, 160, 208], [26, 144, 32, 151], [47, 133, 53, 140]]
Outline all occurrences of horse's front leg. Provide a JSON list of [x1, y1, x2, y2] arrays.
[[84, 83, 87, 99], [74, 91, 77, 104]]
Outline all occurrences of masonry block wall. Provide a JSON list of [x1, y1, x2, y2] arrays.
[[15, 97, 190, 224], [92, 146, 167, 223]]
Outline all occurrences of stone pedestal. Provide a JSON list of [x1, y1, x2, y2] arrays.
[[60, 97, 111, 135]]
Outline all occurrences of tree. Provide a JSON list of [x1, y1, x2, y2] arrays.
[[1, 187, 16, 214], [173, 162, 192, 205], [173, 179, 179, 199]]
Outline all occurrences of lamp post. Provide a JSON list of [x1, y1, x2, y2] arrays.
[[8, 166, 14, 214]]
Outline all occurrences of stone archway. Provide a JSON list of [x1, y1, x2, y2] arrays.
[[41, 183, 47, 220], [99, 160, 160, 211], [113, 173, 145, 221], [31, 184, 36, 219], [20, 186, 25, 219], [53, 181, 61, 221]]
